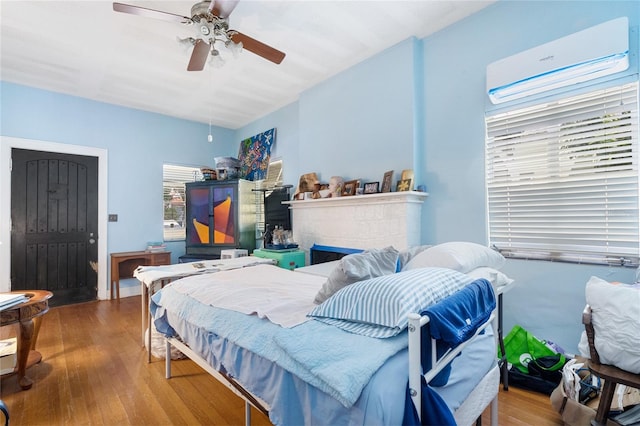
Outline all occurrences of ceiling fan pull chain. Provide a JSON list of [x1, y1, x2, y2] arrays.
[[208, 68, 214, 143]]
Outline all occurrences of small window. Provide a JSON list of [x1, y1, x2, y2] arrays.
[[163, 164, 203, 241], [485, 82, 640, 266]]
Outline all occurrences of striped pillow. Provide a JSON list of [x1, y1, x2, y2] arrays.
[[308, 267, 473, 338]]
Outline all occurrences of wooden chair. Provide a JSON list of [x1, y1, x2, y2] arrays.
[[582, 305, 640, 426]]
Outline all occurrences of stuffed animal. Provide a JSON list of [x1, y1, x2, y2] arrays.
[[294, 172, 319, 200]]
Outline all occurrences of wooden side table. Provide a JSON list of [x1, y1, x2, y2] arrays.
[[110, 251, 171, 300], [0, 290, 52, 390]]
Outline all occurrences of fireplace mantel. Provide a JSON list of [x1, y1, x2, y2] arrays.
[[284, 191, 428, 262]]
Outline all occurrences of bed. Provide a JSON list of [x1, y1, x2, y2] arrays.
[[151, 242, 514, 425]]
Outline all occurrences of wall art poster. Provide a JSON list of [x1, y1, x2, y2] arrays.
[[238, 128, 276, 181]]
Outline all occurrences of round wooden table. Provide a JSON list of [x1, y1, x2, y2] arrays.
[[0, 290, 52, 390]]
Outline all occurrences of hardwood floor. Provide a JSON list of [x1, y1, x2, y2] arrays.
[[1, 296, 564, 425]]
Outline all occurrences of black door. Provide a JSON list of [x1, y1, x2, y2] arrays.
[[11, 149, 99, 307]]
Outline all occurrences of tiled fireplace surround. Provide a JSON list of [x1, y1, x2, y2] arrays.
[[284, 191, 428, 264]]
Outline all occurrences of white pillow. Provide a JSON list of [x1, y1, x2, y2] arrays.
[[578, 276, 640, 374], [466, 267, 514, 290], [402, 241, 505, 273], [313, 247, 399, 304]]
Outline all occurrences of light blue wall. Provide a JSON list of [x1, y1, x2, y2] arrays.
[[296, 37, 419, 186], [236, 38, 421, 189], [0, 82, 236, 263]]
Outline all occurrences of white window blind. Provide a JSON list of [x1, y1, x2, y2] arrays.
[[485, 82, 640, 266], [163, 164, 203, 241]]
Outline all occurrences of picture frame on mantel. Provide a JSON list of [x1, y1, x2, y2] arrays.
[[342, 179, 359, 196], [396, 178, 413, 192], [363, 182, 379, 194], [401, 169, 414, 182], [381, 171, 393, 193]]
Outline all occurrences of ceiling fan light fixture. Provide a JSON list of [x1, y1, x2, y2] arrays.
[[227, 39, 243, 58], [209, 47, 225, 68]]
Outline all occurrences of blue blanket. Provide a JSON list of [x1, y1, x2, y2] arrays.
[[272, 320, 407, 406], [403, 279, 496, 424], [423, 278, 496, 347], [151, 286, 407, 407], [421, 278, 496, 386]]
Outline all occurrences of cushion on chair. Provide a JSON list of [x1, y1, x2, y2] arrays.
[[578, 276, 640, 374]]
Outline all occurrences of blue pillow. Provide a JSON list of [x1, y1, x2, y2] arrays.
[[309, 267, 473, 338]]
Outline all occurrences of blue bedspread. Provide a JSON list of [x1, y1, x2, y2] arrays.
[[273, 319, 407, 406], [151, 286, 407, 407]]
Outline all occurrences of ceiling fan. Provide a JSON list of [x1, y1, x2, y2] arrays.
[[113, 1, 286, 71]]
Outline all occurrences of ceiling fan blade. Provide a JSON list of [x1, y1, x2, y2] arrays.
[[230, 32, 286, 64], [113, 2, 191, 24], [188, 39, 211, 71], [208, 0, 240, 18]]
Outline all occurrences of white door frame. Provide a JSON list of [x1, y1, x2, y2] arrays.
[[0, 136, 109, 300]]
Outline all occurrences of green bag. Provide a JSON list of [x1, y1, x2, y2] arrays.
[[500, 325, 564, 374]]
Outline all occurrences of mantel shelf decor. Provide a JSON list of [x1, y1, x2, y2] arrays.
[[284, 190, 428, 208]]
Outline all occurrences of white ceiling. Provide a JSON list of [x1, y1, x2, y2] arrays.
[[0, 1, 495, 129]]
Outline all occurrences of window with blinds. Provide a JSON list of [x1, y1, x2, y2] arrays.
[[485, 82, 640, 266], [163, 164, 203, 241]]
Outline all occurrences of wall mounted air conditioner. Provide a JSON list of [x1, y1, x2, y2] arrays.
[[487, 17, 629, 104]]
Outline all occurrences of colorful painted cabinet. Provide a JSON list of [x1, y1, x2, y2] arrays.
[[185, 179, 256, 258]]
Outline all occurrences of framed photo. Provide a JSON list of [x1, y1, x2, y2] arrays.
[[401, 169, 414, 182], [396, 178, 413, 192], [342, 179, 359, 196], [363, 182, 379, 194], [381, 170, 393, 193]]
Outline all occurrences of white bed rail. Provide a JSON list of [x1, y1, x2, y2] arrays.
[[407, 311, 498, 425]]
